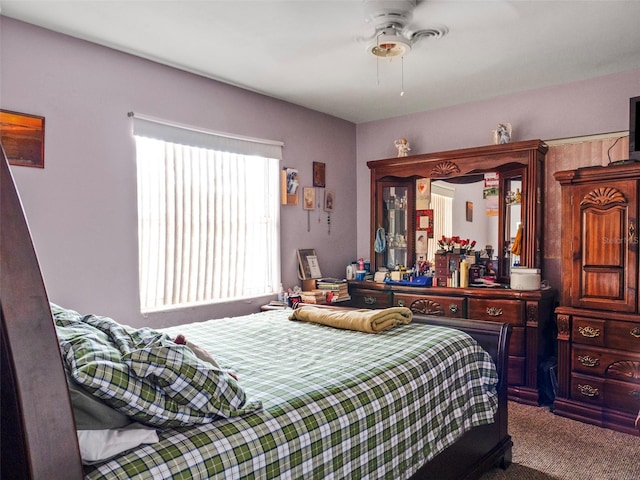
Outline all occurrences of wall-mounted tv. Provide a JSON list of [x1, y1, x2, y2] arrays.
[[630, 95, 640, 161]]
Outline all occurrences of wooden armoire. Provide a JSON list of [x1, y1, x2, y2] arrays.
[[554, 162, 640, 436]]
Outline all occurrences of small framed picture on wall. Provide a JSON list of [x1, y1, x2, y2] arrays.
[[303, 187, 315, 210], [312, 161, 326, 187], [324, 190, 334, 212], [0, 109, 45, 168]]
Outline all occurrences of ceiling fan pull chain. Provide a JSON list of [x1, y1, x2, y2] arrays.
[[401, 56, 405, 96]]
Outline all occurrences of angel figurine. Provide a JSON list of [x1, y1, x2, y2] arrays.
[[493, 123, 512, 144], [394, 137, 411, 157]]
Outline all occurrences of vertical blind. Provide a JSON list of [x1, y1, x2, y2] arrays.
[[428, 190, 453, 261], [133, 116, 282, 312]]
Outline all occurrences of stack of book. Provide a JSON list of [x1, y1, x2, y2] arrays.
[[299, 289, 327, 304], [315, 277, 351, 303]]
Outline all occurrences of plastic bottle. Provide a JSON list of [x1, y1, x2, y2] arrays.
[[460, 260, 470, 288], [277, 283, 285, 303], [358, 258, 365, 270]]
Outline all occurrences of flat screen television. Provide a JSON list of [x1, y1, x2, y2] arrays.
[[630, 95, 640, 161]]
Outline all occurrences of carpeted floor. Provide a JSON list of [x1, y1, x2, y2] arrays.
[[479, 402, 640, 480]]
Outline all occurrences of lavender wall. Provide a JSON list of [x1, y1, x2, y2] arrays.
[[0, 18, 357, 327], [3, 16, 639, 326], [356, 69, 640, 286]]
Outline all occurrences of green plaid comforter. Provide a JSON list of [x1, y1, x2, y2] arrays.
[[85, 309, 498, 480], [53, 304, 260, 427]]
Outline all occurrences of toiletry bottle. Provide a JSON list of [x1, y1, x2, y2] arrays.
[[460, 260, 470, 288]]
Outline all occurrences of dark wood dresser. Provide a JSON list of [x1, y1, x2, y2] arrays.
[[348, 281, 557, 405], [554, 162, 640, 435]]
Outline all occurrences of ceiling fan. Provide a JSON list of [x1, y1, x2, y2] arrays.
[[362, 0, 448, 58]]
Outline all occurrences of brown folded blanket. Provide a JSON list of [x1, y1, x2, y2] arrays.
[[288, 306, 412, 333]]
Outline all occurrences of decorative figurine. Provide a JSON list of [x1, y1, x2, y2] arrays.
[[493, 123, 512, 144], [394, 137, 411, 157]]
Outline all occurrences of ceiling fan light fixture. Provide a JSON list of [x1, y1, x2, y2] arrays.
[[369, 33, 411, 58]]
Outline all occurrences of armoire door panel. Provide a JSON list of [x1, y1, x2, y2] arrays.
[[581, 208, 624, 267], [581, 269, 624, 299], [571, 179, 638, 312]]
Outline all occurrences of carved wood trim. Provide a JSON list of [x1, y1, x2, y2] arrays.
[[580, 186, 627, 207], [409, 299, 444, 316], [606, 360, 640, 383], [526, 302, 538, 327], [557, 314, 570, 340], [430, 161, 460, 177]]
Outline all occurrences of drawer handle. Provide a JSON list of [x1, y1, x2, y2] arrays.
[[578, 355, 600, 367], [630, 390, 640, 400], [364, 296, 377, 305], [486, 307, 503, 317], [397, 299, 405, 307], [630, 328, 640, 338], [578, 326, 601, 338], [448, 304, 459, 314], [577, 384, 599, 398]]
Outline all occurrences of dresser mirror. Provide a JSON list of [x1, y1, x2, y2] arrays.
[[425, 177, 499, 267], [368, 140, 546, 283]]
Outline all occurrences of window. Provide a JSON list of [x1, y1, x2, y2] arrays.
[[428, 183, 454, 261], [133, 116, 282, 312]]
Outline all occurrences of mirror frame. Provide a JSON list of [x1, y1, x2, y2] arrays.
[[367, 139, 547, 281]]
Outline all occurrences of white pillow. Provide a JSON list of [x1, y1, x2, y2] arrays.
[[77, 423, 159, 464]]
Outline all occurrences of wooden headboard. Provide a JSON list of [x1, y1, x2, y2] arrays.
[[1, 146, 84, 478]]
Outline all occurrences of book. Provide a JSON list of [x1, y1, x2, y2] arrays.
[[317, 285, 348, 294], [300, 289, 327, 304], [315, 277, 349, 302], [317, 277, 346, 284], [316, 282, 348, 290]]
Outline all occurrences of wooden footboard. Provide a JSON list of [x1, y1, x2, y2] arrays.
[[410, 315, 513, 480]]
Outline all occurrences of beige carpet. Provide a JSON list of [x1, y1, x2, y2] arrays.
[[479, 402, 640, 480]]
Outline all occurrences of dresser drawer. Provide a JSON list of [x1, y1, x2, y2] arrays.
[[510, 326, 525, 357], [467, 298, 523, 325], [572, 317, 606, 347], [349, 289, 392, 309], [605, 377, 640, 414], [572, 317, 640, 351], [507, 356, 526, 386], [567, 373, 640, 413], [572, 345, 640, 377], [571, 373, 604, 406], [606, 321, 640, 351], [394, 293, 465, 318]]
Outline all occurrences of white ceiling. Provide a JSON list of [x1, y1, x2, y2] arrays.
[[2, 0, 640, 124]]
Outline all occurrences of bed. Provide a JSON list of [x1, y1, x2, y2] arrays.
[[0, 146, 512, 480]]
